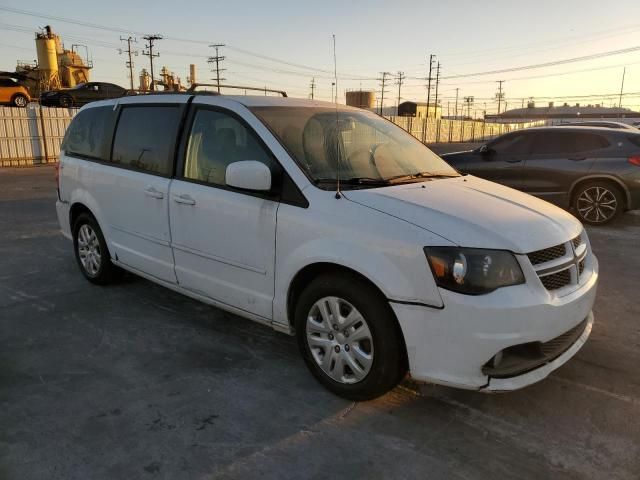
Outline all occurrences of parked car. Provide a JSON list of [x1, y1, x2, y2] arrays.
[[442, 126, 640, 225], [40, 82, 127, 107], [558, 121, 638, 130], [0, 78, 31, 107], [56, 95, 597, 400]]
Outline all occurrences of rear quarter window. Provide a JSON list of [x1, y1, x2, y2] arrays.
[[61, 106, 114, 160]]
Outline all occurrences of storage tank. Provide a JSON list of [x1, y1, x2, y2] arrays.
[[346, 90, 375, 109], [35, 26, 60, 90], [139, 69, 150, 91]]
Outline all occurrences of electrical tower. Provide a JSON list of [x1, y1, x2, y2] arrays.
[[425, 54, 435, 119], [378, 72, 391, 115], [309, 77, 316, 99], [396, 71, 405, 115], [496, 80, 505, 114], [208, 44, 226, 93], [142, 34, 162, 91], [119, 36, 138, 91]]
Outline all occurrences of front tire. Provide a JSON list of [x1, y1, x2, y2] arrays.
[[72, 213, 119, 284], [294, 273, 406, 401], [573, 181, 623, 225]]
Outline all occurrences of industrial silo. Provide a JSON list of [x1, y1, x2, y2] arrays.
[[35, 26, 61, 91]]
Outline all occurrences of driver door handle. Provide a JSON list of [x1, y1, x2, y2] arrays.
[[144, 186, 164, 199], [506, 158, 522, 163], [172, 193, 196, 206]]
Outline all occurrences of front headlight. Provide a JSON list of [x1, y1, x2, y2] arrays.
[[424, 247, 525, 295]]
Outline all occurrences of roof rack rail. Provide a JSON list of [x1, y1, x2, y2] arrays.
[[187, 83, 287, 97]]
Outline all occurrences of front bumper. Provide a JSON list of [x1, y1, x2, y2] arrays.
[[392, 256, 598, 391]]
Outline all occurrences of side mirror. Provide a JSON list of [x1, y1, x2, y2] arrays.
[[226, 161, 272, 192], [478, 144, 495, 158]]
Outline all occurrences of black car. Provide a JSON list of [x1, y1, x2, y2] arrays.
[[40, 82, 128, 107], [442, 126, 640, 225]]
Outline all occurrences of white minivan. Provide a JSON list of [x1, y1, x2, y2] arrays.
[[56, 92, 598, 400]]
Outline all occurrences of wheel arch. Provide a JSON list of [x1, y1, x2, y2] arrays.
[[10, 92, 28, 104], [69, 202, 113, 258], [286, 262, 409, 369], [569, 175, 630, 210]]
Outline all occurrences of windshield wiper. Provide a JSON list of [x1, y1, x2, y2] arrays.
[[313, 177, 391, 186], [385, 172, 459, 183]]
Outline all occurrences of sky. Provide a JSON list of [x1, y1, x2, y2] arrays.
[[2, 0, 640, 114]]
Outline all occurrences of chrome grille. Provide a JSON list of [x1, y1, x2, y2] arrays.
[[527, 231, 588, 294], [572, 233, 583, 250], [540, 269, 572, 290], [527, 244, 566, 266]]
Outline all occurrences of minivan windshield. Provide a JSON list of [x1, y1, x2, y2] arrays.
[[251, 106, 459, 188]]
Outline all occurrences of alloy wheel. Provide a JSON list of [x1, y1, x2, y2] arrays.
[[14, 95, 27, 107], [306, 296, 374, 384], [576, 186, 618, 224], [77, 224, 101, 276]]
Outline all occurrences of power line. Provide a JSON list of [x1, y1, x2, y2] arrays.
[[441, 45, 640, 79], [142, 34, 162, 91], [208, 44, 226, 93]]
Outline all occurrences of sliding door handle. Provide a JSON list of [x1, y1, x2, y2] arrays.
[[144, 186, 164, 199]]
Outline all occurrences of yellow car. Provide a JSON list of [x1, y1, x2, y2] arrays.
[[0, 78, 31, 107]]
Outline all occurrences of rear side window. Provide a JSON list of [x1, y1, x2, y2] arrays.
[[627, 135, 640, 148], [111, 105, 180, 175], [61, 106, 114, 160], [531, 131, 609, 155]]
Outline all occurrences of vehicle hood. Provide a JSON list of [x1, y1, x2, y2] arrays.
[[342, 175, 582, 253]]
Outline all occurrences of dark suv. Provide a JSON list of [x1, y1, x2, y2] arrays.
[[40, 82, 128, 108], [442, 127, 640, 224]]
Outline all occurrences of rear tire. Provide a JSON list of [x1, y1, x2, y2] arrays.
[[12, 94, 28, 108], [72, 213, 120, 285], [573, 181, 623, 225], [294, 273, 406, 401]]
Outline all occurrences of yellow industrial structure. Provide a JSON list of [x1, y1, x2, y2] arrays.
[[5, 25, 92, 96]]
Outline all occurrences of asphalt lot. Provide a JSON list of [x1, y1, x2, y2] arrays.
[[1, 164, 639, 480]]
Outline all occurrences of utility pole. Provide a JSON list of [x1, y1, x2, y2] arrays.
[[142, 34, 162, 91], [618, 67, 626, 108], [119, 36, 138, 91], [309, 77, 316, 99], [378, 71, 390, 115], [464, 96, 474, 119], [425, 54, 435, 119], [496, 80, 505, 114], [396, 71, 405, 115], [433, 62, 441, 120], [208, 44, 226, 93], [454, 88, 460, 119]]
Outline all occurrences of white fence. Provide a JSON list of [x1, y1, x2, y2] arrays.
[[0, 106, 76, 167], [0, 106, 543, 167], [385, 116, 545, 143]]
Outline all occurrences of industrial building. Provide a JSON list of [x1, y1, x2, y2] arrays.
[[397, 101, 442, 119], [487, 103, 640, 124], [0, 26, 93, 97]]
